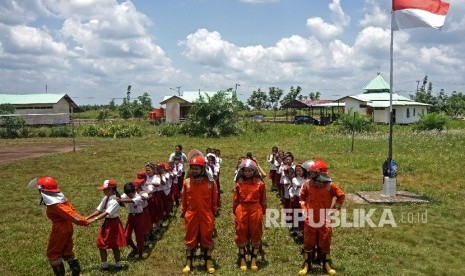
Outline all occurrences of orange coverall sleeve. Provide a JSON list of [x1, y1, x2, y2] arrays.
[[299, 180, 309, 209], [53, 201, 91, 226], [331, 183, 346, 207], [181, 179, 188, 214], [259, 181, 267, 214], [211, 180, 219, 214], [232, 183, 239, 215]]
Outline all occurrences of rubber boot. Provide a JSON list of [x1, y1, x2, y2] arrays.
[[323, 253, 336, 275], [298, 252, 312, 276], [250, 248, 259, 272], [203, 249, 215, 274], [182, 249, 193, 274], [51, 263, 66, 276], [238, 247, 247, 271], [67, 259, 81, 276]]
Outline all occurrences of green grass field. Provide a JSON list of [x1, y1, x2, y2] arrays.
[[1, 122, 464, 275]]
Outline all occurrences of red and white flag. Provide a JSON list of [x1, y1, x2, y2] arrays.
[[393, 0, 450, 30]]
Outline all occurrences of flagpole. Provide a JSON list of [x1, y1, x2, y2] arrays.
[[389, 8, 394, 163]]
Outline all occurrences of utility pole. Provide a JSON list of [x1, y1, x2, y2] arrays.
[[234, 83, 240, 98], [170, 86, 181, 96], [416, 80, 420, 92]]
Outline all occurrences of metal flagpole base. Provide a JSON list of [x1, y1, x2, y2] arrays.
[[382, 177, 397, 196]]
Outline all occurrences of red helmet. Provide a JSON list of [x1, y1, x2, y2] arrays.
[[37, 176, 60, 193], [136, 171, 146, 180], [189, 155, 205, 167], [309, 160, 328, 174]]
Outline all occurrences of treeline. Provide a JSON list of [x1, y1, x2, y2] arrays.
[[411, 76, 465, 117]]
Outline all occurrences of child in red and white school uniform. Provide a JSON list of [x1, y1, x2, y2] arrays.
[[268, 146, 279, 191], [146, 163, 165, 234], [87, 180, 126, 271], [118, 182, 146, 259], [171, 156, 183, 206], [158, 162, 174, 218], [290, 164, 307, 238], [133, 172, 152, 246]]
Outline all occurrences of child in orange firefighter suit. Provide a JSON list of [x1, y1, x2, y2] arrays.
[[233, 158, 267, 272], [298, 160, 345, 276], [181, 155, 218, 274], [87, 179, 126, 271], [29, 176, 92, 276]]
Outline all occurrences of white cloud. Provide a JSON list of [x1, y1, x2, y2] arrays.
[[306, 0, 349, 41], [359, 0, 390, 28]]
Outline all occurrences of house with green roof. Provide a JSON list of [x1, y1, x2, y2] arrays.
[[160, 91, 232, 123], [0, 93, 78, 125], [335, 73, 429, 124]]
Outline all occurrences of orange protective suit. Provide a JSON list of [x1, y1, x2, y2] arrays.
[[299, 179, 345, 253], [233, 177, 267, 248], [181, 176, 218, 250], [46, 200, 91, 264]]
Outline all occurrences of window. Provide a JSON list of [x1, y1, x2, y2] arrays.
[[413, 108, 416, 116], [406, 108, 410, 118], [422, 109, 425, 115], [359, 104, 367, 108]]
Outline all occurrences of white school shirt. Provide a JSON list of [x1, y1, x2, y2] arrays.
[[96, 195, 120, 218], [138, 191, 149, 208], [268, 154, 279, 170], [121, 193, 144, 214], [290, 176, 306, 198], [162, 172, 172, 195], [168, 152, 188, 172], [147, 174, 163, 192], [172, 163, 183, 184]]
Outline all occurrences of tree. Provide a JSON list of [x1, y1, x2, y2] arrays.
[[132, 100, 145, 121], [309, 91, 321, 100], [280, 85, 302, 107], [126, 85, 132, 102], [268, 87, 284, 121], [0, 104, 25, 138], [247, 88, 268, 110], [182, 91, 239, 137], [410, 76, 438, 112], [137, 92, 153, 111], [118, 99, 132, 120], [108, 99, 117, 111]]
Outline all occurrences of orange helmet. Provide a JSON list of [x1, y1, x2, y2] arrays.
[[309, 160, 328, 174], [37, 176, 60, 193], [189, 155, 205, 167]]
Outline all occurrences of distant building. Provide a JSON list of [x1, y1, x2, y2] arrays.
[[335, 74, 429, 124], [0, 93, 78, 125], [160, 91, 232, 123]]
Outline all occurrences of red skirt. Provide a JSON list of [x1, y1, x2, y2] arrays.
[[96, 217, 126, 249]]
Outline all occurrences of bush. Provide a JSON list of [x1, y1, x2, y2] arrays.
[[157, 123, 182, 137], [335, 112, 372, 133], [182, 91, 240, 137], [78, 122, 143, 138], [414, 112, 449, 131]]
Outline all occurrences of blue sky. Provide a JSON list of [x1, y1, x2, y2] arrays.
[[1, 0, 464, 106]]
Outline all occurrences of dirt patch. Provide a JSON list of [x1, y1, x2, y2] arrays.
[[0, 141, 79, 165]]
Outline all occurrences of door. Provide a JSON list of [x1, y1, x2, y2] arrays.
[[392, 109, 396, 124]]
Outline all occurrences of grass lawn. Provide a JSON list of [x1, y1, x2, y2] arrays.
[[1, 123, 464, 275]]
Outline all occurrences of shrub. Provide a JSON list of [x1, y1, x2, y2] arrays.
[[182, 91, 240, 137], [414, 112, 449, 131], [335, 112, 372, 133], [158, 123, 182, 137]]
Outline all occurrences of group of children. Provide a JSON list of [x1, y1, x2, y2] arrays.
[[267, 146, 346, 275], [35, 144, 344, 275], [86, 145, 225, 272]]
